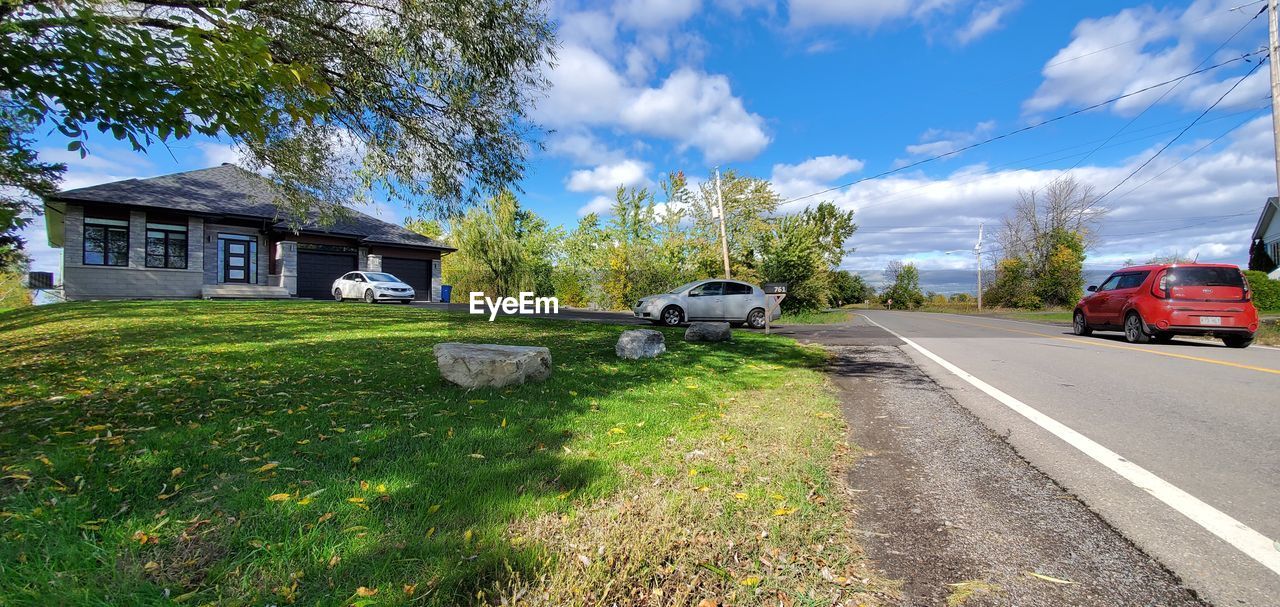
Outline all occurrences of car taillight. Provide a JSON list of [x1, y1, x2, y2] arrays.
[[1151, 270, 1168, 299], [1242, 274, 1252, 302]]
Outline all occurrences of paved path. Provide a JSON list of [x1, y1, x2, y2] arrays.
[[834, 311, 1280, 606]]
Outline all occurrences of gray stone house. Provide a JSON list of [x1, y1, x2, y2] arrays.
[[43, 164, 454, 300], [1250, 197, 1280, 278]]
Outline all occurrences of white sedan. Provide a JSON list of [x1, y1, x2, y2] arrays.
[[332, 271, 416, 304]]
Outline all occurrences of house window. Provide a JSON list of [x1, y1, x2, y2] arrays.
[[83, 216, 129, 266], [145, 220, 188, 269]]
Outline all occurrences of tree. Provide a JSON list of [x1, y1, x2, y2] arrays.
[[985, 257, 1041, 309], [404, 218, 445, 242], [880, 262, 924, 309], [804, 201, 858, 269], [996, 176, 1102, 308], [1034, 228, 1086, 307], [1, 0, 554, 258], [444, 191, 558, 298], [1146, 251, 1194, 265], [759, 215, 829, 311], [689, 170, 778, 281], [828, 270, 867, 307], [1, 108, 63, 272]]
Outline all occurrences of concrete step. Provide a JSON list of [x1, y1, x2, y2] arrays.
[[201, 284, 292, 300]]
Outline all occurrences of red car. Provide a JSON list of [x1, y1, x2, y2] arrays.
[[1072, 263, 1259, 348]]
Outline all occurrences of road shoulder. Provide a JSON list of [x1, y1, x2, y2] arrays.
[[828, 343, 1206, 606]]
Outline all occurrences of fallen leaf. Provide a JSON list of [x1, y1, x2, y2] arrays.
[[468, 453, 485, 459], [403, 584, 417, 596], [170, 467, 183, 478], [733, 492, 749, 501], [772, 507, 797, 516], [740, 575, 761, 587], [255, 462, 279, 473], [355, 586, 378, 597], [267, 493, 291, 502]]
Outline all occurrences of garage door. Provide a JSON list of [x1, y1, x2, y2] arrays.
[[382, 257, 431, 301], [297, 251, 357, 299]]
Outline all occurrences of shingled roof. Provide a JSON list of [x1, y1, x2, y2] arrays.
[[51, 164, 453, 250]]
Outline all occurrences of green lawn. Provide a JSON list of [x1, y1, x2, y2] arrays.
[[0, 301, 887, 606], [776, 309, 856, 325]]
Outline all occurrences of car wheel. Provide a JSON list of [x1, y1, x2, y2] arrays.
[[333, 288, 344, 302], [1223, 334, 1254, 348], [1124, 312, 1150, 344], [747, 308, 767, 329], [364, 289, 376, 304], [1072, 310, 1092, 336], [660, 305, 683, 326]]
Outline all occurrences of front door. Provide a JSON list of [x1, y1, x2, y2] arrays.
[[685, 282, 725, 319], [222, 239, 251, 283]]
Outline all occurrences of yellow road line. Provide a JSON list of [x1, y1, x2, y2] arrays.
[[908, 313, 1280, 376]]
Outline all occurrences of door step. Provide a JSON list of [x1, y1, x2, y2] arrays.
[[201, 285, 292, 300]]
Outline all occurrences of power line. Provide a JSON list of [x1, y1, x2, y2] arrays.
[[778, 50, 1265, 207], [822, 101, 1269, 215], [1094, 56, 1268, 204], [1046, 5, 1264, 186], [1106, 106, 1268, 203]]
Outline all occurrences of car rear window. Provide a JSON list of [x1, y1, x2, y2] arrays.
[[724, 282, 754, 295], [1166, 267, 1243, 287]]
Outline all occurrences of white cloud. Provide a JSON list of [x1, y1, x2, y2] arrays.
[[620, 68, 770, 163], [768, 116, 1272, 280], [955, 1, 1019, 45], [771, 155, 865, 198], [1024, 1, 1264, 116], [534, 44, 631, 127], [903, 120, 996, 157], [578, 195, 616, 217], [545, 129, 625, 165], [534, 45, 768, 164], [557, 10, 617, 53], [566, 159, 652, 193], [614, 0, 702, 30]]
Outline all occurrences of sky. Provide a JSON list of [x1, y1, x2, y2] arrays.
[[18, 0, 1279, 292]]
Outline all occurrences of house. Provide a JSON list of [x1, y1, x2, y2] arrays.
[[43, 164, 454, 300], [1249, 196, 1280, 278]]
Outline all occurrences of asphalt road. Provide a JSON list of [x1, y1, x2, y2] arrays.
[[855, 310, 1280, 606]]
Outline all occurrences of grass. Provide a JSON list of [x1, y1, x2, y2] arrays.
[[0, 272, 32, 315], [776, 309, 857, 325], [0, 301, 889, 606]]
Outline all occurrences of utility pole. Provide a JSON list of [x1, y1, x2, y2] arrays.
[[975, 223, 984, 311], [714, 167, 731, 279], [1269, 0, 1280, 197]]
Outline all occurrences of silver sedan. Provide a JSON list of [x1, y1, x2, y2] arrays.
[[633, 279, 780, 328]]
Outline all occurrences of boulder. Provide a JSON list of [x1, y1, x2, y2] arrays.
[[684, 322, 732, 343], [433, 343, 552, 389], [616, 329, 666, 359]]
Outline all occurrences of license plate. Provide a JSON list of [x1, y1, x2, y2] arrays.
[[1199, 316, 1222, 326]]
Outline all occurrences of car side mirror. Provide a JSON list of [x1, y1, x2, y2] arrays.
[[1086, 285, 1097, 292]]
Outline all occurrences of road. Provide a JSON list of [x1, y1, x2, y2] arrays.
[[855, 310, 1280, 606]]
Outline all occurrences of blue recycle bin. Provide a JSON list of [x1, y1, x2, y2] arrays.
[[440, 285, 452, 303]]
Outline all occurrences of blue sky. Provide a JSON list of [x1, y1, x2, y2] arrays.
[[20, 0, 1278, 290]]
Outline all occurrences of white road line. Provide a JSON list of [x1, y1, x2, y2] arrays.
[[913, 311, 1280, 352], [860, 313, 1280, 577]]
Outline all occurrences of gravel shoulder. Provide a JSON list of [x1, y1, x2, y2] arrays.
[[828, 344, 1207, 607]]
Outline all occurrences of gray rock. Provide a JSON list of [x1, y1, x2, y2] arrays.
[[433, 343, 552, 389], [684, 321, 732, 342], [615, 329, 666, 359]]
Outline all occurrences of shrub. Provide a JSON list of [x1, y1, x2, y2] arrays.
[[1245, 270, 1280, 311]]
